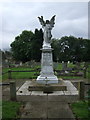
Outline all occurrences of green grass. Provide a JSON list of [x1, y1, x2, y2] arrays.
[[71, 101, 89, 119], [2, 63, 90, 81], [2, 67, 35, 72], [2, 67, 39, 80], [0, 101, 2, 119], [56, 63, 62, 70], [87, 72, 90, 79], [68, 63, 76, 68], [87, 65, 90, 79], [61, 76, 83, 79], [0, 75, 2, 82], [2, 101, 21, 119]]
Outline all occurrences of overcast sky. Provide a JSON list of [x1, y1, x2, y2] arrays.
[[1, 1, 88, 50]]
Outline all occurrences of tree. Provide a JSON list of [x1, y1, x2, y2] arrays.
[[82, 39, 90, 62], [0, 49, 2, 66], [11, 30, 34, 62], [52, 38, 60, 62], [56, 36, 89, 63], [81, 39, 90, 78], [51, 36, 90, 71], [10, 29, 43, 62], [31, 29, 43, 62]]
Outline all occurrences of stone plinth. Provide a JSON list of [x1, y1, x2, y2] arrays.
[[17, 80, 79, 97], [28, 80, 67, 91], [37, 47, 58, 84]]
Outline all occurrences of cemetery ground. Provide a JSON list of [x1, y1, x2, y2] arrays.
[[1, 63, 90, 119]]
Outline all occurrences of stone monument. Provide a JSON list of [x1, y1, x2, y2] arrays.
[[17, 16, 78, 98], [37, 15, 58, 84]]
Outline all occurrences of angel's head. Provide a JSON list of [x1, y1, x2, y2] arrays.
[[46, 20, 50, 24]]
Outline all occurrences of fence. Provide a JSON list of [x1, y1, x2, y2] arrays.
[[78, 82, 90, 100], [2, 69, 85, 80], [2, 69, 40, 80], [1, 66, 90, 101], [7, 69, 39, 79], [1, 80, 90, 101]]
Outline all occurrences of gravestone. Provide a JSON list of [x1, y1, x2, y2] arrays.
[[37, 16, 58, 84]]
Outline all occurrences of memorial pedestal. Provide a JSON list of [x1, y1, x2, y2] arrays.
[[37, 47, 58, 84]]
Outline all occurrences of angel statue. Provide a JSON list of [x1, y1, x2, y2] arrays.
[[38, 15, 56, 48]]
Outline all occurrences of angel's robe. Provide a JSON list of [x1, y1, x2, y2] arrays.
[[43, 23, 52, 45]]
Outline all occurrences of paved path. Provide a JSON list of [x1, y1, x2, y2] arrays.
[[20, 95, 76, 119]]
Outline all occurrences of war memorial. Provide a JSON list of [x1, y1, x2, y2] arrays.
[[17, 16, 78, 96]]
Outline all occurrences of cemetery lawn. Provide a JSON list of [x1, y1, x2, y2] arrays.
[[2, 63, 90, 81], [71, 101, 89, 119], [61, 76, 83, 79], [87, 65, 90, 79], [2, 101, 21, 119], [2, 67, 39, 80], [2, 67, 83, 81]]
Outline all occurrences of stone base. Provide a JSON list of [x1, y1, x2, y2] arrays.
[[17, 80, 78, 96], [28, 83, 67, 92], [37, 75, 58, 84], [37, 47, 59, 84]]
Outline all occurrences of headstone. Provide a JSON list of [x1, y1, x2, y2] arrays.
[[20, 62, 23, 66], [37, 16, 58, 84], [62, 62, 68, 71]]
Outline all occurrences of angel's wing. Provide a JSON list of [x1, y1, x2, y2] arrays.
[[38, 16, 45, 27], [49, 15, 56, 27]]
